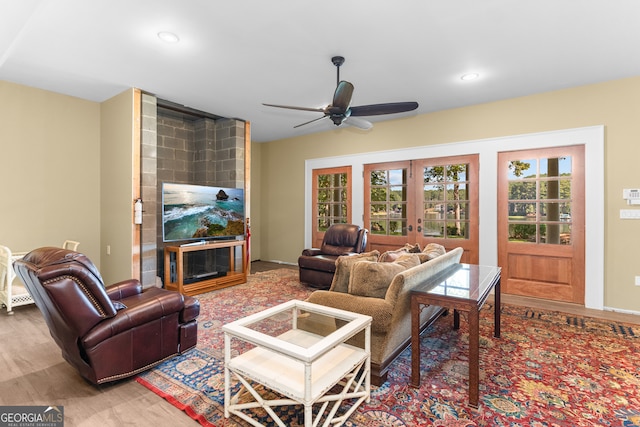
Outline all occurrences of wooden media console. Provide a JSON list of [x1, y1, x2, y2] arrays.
[[164, 239, 247, 296]]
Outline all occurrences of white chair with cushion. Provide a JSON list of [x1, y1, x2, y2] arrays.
[[0, 245, 34, 314], [62, 240, 80, 251]]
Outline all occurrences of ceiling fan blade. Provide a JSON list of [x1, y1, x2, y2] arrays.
[[331, 81, 354, 112], [293, 115, 327, 128], [264, 57, 415, 130], [262, 103, 325, 113], [344, 116, 373, 130], [349, 101, 419, 116]]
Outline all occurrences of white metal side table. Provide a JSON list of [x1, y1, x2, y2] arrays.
[[223, 299, 371, 427]]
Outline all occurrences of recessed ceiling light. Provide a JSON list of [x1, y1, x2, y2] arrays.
[[157, 31, 180, 43], [460, 73, 480, 81]]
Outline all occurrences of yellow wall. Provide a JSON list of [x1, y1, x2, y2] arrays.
[[257, 76, 640, 312], [3, 76, 640, 312], [0, 81, 101, 261], [100, 89, 136, 284], [0, 82, 136, 284]]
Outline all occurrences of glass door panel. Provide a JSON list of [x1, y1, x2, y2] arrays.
[[421, 163, 471, 240], [312, 167, 352, 248], [369, 168, 409, 237], [506, 156, 573, 245]]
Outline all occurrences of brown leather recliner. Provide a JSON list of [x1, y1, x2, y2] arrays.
[[298, 223, 368, 289], [13, 247, 200, 385]]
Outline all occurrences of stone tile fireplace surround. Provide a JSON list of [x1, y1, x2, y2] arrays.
[[140, 93, 246, 287]]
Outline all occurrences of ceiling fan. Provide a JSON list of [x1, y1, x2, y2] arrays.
[[263, 56, 419, 130]]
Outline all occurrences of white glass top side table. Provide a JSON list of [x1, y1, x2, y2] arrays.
[[223, 299, 372, 427]]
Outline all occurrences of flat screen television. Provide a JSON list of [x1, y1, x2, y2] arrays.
[[162, 182, 245, 242]]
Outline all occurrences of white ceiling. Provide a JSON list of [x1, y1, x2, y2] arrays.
[[2, 0, 640, 142]]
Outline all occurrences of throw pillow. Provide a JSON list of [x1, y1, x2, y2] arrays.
[[393, 253, 421, 269], [348, 254, 420, 299], [348, 261, 405, 299], [377, 242, 421, 262], [329, 250, 380, 293], [422, 243, 446, 260]]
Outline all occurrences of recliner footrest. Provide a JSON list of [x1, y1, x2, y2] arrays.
[[297, 254, 339, 272]]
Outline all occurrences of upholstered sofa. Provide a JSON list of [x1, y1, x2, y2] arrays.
[[304, 245, 464, 385], [298, 223, 368, 289]]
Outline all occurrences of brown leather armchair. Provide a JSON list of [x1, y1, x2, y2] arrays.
[[13, 247, 200, 385], [298, 223, 368, 289]]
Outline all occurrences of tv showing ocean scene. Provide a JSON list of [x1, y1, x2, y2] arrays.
[[162, 183, 245, 242]]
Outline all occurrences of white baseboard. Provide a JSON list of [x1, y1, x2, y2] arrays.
[[603, 306, 640, 317], [252, 259, 298, 267]]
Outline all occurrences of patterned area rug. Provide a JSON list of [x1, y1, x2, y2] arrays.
[[136, 269, 640, 426]]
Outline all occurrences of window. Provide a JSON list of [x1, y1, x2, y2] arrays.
[[506, 157, 573, 245], [314, 168, 351, 231], [369, 168, 408, 236], [421, 163, 471, 240]]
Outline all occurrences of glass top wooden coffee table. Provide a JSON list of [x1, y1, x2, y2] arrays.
[[223, 299, 372, 427], [410, 263, 501, 408]]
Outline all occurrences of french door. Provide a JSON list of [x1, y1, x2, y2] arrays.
[[497, 145, 585, 303], [311, 166, 352, 248], [364, 155, 479, 263]]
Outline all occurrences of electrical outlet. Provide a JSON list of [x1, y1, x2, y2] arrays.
[[635, 276, 640, 286], [106, 245, 111, 255]]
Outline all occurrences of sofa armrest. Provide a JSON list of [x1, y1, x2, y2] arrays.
[[301, 248, 322, 256], [106, 279, 143, 300], [306, 290, 393, 334]]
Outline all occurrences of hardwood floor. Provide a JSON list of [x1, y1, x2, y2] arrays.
[[1, 261, 637, 427], [501, 293, 640, 325], [0, 304, 198, 427], [249, 259, 298, 273]]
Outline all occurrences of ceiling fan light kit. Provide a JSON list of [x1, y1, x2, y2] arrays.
[[263, 56, 419, 130]]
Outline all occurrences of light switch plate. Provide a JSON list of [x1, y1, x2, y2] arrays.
[[620, 209, 640, 219]]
